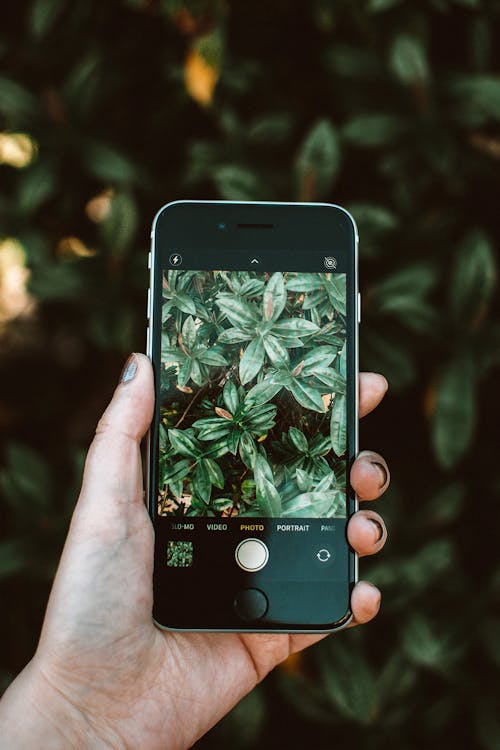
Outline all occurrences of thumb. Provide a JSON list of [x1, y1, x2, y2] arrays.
[[75, 352, 154, 523]]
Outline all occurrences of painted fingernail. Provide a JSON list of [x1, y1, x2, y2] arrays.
[[371, 460, 388, 489], [120, 353, 138, 384]]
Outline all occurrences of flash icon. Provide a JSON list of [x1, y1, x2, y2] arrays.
[[324, 256, 337, 270], [169, 253, 183, 267]]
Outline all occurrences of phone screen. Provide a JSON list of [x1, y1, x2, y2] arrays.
[[158, 269, 347, 522], [149, 202, 357, 630]]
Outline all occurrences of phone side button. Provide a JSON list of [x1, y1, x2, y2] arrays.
[[357, 292, 361, 324], [147, 288, 151, 320], [233, 588, 269, 622], [146, 324, 150, 355]]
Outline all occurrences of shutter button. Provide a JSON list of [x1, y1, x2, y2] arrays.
[[235, 538, 269, 572]]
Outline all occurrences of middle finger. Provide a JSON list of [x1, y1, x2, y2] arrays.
[[350, 450, 390, 501]]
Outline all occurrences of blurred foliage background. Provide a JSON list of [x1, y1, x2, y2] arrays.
[[1, 0, 500, 748]]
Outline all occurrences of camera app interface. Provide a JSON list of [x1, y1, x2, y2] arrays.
[[157, 269, 347, 520]]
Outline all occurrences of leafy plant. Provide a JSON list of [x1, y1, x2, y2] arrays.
[[2, 2, 500, 748], [159, 270, 347, 518]]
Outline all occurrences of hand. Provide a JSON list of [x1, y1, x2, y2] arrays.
[[0, 355, 389, 750]]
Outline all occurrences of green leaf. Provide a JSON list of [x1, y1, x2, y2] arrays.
[[99, 191, 138, 256], [61, 53, 102, 114], [325, 274, 346, 315], [182, 316, 197, 350], [423, 482, 466, 526], [315, 471, 336, 493], [253, 456, 281, 516], [239, 278, 266, 297], [203, 458, 225, 489], [309, 435, 331, 457], [213, 165, 261, 201], [223, 380, 239, 413], [246, 379, 282, 405], [211, 497, 234, 511], [216, 294, 259, 329], [431, 355, 476, 469], [239, 432, 257, 468], [403, 615, 455, 672], [368, 0, 402, 12], [17, 163, 56, 215], [171, 292, 196, 315], [390, 35, 429, 85], [168, 429, 201, 458], [448, 75, 500, 125], [227, 430, 240, 455], [282, 491, 340, 518], [246, 402, 277, 429], [296, 119, 340, 199], [449, 230, 496, 324], [301, 346, 337, 372], [205, 440, 231, 460], [286, 273, 324, 292], [197, 349, 228, 367], [312, 367, 346, 393], [325, 45, 382, 80], [296, 468, 313, 492], [240, 337, 265, 384], [190, 495, 208, 512], [29, 0, 66, 38], [163, 460, 191, 484], [347, 203, 398, 236], [83, 141, 137, 184], [0, 77, 38, 123], [330, 393, 347, 456], [370, 263, 438, 300], [342, 114, 405, 147], [177, 358, 192, 388], [263, 272, 286, 322], [319, 644, 377, 723], [248, 113, 293, 144], [218, 328, 252, 344], [193, 461, 211, 503], [289, 427, 308, 453], [195, 421, 232, 441], [272, 318, 319, 336], [262, 333, 289, 366], [289, 379, 327, 413]]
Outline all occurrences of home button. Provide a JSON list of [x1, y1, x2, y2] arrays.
[[234, 588, 269, 621]]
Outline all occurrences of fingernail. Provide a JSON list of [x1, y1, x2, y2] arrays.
[[365, 582, 382, 609], [371, 460, 388, 490], [120, 353, 138, 384], [369, 518, 384, 543]]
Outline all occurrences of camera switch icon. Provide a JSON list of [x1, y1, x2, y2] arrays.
[[316, 548, 332, 563]]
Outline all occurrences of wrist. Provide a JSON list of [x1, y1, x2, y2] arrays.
[[0, 659, 112, 750]]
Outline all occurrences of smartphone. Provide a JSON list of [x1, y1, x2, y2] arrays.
[[146, 201, 359, 632]]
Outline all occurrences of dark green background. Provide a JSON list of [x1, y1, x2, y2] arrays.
[[1, 1, 499, 748]]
